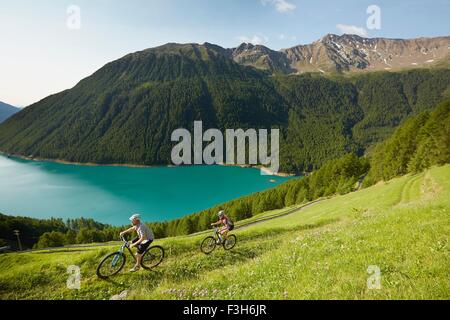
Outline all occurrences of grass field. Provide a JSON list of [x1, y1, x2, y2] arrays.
[[0, 165, 449, 300]]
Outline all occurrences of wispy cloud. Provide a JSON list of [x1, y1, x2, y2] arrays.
[[237, 34, 269, 45], [278, 34, 297, 41], [261, 0, 296, 13], [336, 24, 368, 37]]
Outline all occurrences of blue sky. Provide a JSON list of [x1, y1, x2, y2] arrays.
[[1, 0, 449, 107]]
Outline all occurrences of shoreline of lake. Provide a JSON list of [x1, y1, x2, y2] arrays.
[[0, 151, 297, 177]]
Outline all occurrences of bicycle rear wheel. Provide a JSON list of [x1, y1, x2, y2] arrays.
[[200, 236, 217, 254], [96, 252, 126, 279], [141, 246, 165, 269], [223, 235, 237, 250]]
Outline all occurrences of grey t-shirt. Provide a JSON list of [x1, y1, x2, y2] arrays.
[[134, 223, 154, 243]]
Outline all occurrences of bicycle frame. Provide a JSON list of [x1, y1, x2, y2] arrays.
[[111, 237, 136, 267], [213, 227, 228, 243], [213, 227, 221, 239]]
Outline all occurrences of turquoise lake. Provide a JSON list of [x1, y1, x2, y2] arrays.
[[0, 155, 294, 225]]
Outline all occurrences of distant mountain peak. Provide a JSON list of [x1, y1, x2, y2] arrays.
[[0, 101, 20, 123], [279, 34, 450, 73], [115, 34, 450, 75]]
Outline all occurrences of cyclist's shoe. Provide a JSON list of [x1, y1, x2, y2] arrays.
[[129, 266, 140, 273]]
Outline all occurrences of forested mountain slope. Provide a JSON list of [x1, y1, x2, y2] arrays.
[[0, 42, 449, 173]]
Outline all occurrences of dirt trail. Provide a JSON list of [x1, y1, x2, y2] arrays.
[[18, 199, 326, 253], [236, 199, 325, 231]]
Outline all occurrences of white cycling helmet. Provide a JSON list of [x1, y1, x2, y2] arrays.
[[129, 213, 141, 221], [218, 210, 225, 217]]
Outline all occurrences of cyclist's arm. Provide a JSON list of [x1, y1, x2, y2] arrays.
[[120, 226, 135, 236], [211, 220, 221, 226]]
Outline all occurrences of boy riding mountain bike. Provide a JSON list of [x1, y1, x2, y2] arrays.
[[119, 213, 154, 273], [211, 210, 234, 244]]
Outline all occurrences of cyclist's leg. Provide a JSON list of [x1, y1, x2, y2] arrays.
[[135, 253, 142, 268], [135, 240, 151, 266], [127, 237, 139, 270], [131, 237, 139, 246], [130, 240, 143, 270], [219, 226, 229, 242]]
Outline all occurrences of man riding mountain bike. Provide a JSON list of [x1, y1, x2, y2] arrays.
[[119, 213, 154, 273], [211, 210, 234, 244]]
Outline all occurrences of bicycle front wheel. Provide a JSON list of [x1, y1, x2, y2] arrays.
[[96, 252, 126, 279], [141, 246, 165, 269], [200, 236, 217, 254]]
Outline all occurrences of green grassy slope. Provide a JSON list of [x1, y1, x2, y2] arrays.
[[1, 165, 449, 300]]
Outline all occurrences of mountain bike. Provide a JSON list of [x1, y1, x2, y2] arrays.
[[96, 235, 164, 279], [200, 227, 237, 254]]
